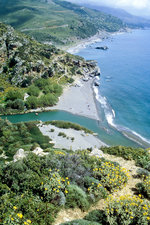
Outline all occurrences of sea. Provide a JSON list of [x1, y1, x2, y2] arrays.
[[76, 29, 150, 148], [2, 29, 150, 148]]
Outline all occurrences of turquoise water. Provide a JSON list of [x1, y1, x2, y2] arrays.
[[77, 29, 150, 147], [1, 29, 150, 148], [1, 110, 139, 147]]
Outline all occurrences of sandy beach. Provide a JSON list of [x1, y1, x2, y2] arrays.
[[50, 78, 100, 121], [66, 31, 109, 54], [38, 123, 106, 151]]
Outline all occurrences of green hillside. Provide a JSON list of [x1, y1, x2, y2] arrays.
[[0, 0, 125, 46], [0, 22, 99, 114]]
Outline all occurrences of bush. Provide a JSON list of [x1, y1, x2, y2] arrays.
[[6, 89, 24, 101], [136, 176, 150, 199], [41, 171, 70, 205], [101, 146, 150, 170], [58, 132, 67, 138], [27, 85, 40, 97], [65, 185, 89, 211], [61, 219, 101, 225], [84, 210, 108, 224], [48, 121, 93, 134], [92, 161, 128, 192], [105, 195, 150, 225], [25, 96, 38, 109]]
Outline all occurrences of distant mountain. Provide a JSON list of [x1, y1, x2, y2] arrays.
[[0, 0, 125, 46], [79, 3, 150, 28]]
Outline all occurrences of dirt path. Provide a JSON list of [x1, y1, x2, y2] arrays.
[[54, 154, 141, 225]]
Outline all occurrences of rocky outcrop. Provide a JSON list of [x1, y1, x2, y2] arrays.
[[96, 46, 108, 50], [32, 147, 49, 156], [0, 23, 101, 88], [90, 148, 104, 158], [13, 149, 26, 162]]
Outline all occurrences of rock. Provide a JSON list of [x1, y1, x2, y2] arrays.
[[24, 93, 29, 101], [90, 148, 104, 158], [94, 81, 100, 86], [13, 149, 26, 162], [96, 46, 108, 50], [32, 147, 49, 157], [82, 77, 89, 82]]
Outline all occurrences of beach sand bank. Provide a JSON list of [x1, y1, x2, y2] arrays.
[[38, 123, 106, 151], [48, 78, 99, 121]]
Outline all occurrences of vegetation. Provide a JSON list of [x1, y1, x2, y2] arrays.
[[101, 146, 150, 171], [0, 22, 99, 115], [0, 0, 125, 46], [136, 175, 150, 200], [45, 120, 93, 134], [0, 119, 150, 224], [0, 119, 53, 160]]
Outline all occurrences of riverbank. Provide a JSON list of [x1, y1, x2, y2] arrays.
[[38, 123, 106, 151]]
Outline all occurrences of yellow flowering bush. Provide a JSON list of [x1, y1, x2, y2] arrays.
[[105, 195, 150, 225], [136, 175, 150, 199], [41, 170, 70, 204], [93, 161, 128, 192], [3, 205, 32, 225]]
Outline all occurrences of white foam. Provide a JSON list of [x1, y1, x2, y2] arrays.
[[93, 86, 150, 146]]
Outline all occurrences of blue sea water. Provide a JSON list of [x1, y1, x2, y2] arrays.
[[77, 29, 150, 146]]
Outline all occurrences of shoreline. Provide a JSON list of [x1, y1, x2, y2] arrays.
[[65, 28, 130, 54], [29, 77, 101, 122]]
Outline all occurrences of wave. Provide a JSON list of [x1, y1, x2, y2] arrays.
[[93, 86, 150, 147]]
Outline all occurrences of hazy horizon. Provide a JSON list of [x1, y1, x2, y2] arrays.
[[67, 0, 150, 18]]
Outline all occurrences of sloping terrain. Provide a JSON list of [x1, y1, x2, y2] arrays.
[[0, 23, 100, 114], [0, 0, 125, 46]]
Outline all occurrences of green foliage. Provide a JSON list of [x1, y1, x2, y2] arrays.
[[84, 210, 108, 224], [27, 85, 40, 97], [46, 120, 93, 134], [136, 176, 150, 200], [0, 0, 125, 46], [6, 90, 24, 101], [58, 132, 67, 138], [105, 195, 150, 225], [101, 146, 150, 171], [61, 219, 101, 225], [0, 119, 52, 159], [65, 184, 89, 211]]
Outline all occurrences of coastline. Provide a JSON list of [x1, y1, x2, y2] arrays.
[[30, 77, 101, 122], [65, 28, 130, 54]]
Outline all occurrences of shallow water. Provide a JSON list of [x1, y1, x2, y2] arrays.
[[1, 110, 140, 147]]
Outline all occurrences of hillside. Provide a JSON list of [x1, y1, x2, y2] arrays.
[[0, 119, 150, 224], [0, 22, 100, 115], [80, 3, 150, 28], [0, 0, 125, 46]]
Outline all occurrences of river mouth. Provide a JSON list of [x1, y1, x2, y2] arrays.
[[1, 110, 144, 148]]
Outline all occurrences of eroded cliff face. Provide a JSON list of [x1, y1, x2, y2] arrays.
[[0, 23, 100, 87]]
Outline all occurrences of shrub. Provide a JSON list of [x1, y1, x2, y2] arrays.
[[61, 219, 101, 225], [27, 85, 40, 97], [48, 121, 93, 134], [41, 171, 70, 205], [101, 146, 150, 170], [92, 161, 128, 192], [105, 195, 150, 225], [25, 96, 38, 109], [58, 132, 67, 138], [65, 184, 89, 211], [6, 90, 24, 101], [136, 176, 150, 199], [84, 210, 108, 224]]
